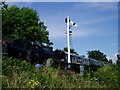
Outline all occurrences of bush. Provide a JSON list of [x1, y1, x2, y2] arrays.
[[2, 57, 36, 76], [2, 57, 37, 88], [94, 64, 120, 88], [2, 57, 113, 88]]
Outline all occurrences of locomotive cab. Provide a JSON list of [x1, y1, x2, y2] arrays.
[[4, 39, 53, 64]]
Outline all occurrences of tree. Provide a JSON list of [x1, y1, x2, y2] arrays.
[[2, 5, 52, 46], [81, 55, 85, 57], [54, 49, 63, 52], [108, 59, 113, 64], [87, 50, 108, 62], [117, 54, 120, 65], [0, 2, 8, 10], [63, 47, 78, 55]]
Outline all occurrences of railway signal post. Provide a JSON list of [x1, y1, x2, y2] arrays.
[[65, 16, 77, 68], [66, 16, 71, 66]]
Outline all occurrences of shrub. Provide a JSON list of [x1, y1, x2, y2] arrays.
[[2, 57, 113, 88], [94, 64, 120, 88], [2, 57, 38, 88]]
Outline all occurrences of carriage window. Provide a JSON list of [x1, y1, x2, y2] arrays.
[[65, 55, 68, 60], [76, 57, 78, 62], [72, 57, 74, 62], [82, 59, 84, 63]]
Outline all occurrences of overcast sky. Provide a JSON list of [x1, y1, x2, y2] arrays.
[[6, 1, 118, 63]]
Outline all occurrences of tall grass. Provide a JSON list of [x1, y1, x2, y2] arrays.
[[2, 57, 119, 88], [94, 64, 120, 88]]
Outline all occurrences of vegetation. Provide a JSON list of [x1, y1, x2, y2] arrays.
[[63, 47, 78, 55], [117, 54, 120, 65], [94, 64, 120, 88], [2, 4, 53, 46], [108, 59, 113, 64], [2, 57, 120, 88], [0, 2, 8, 10], [1, 2, 119, 88], [87, 50, 108, 62]]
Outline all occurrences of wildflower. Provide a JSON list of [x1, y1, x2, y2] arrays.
[[28, 81, 31, 84], [36, 81, 40, 84], [31, 80, 34, 82], [27, 79, 40, 88]]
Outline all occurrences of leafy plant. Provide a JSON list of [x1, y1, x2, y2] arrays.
[[2, 5, 52, 46], [94, 64, 120, 88], [2, 57, 116, 88]]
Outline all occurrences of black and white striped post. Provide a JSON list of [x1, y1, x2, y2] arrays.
[[65, 16, 77, 68]]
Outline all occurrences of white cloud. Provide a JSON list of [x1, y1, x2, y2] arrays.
[[114, 53, 118, 58], [7, 2, 116, 39], [48, 25, 102, 39], [49, 27, 66, 38], [45, 10, 117, 39], [110, 43, 116, 47], [74, 2, 118, 12], [78, 15, 117, 27], [72, 28, 101, 37], [106, 56, 111, 60], [46, 15, 117, 39], [106, 53, 118, 63]]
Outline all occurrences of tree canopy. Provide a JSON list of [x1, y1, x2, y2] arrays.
[[87, 50, 108, 62], [2, 4, 52, 46], [0, 2, 8, 10], [63, 47, 78, 55], [117, 54, 120, 65], [108, 59, 113, 64]]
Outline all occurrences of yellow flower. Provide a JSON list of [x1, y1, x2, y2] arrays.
[[31, 80, 34, 82], [36, 81, 40, 84], [28, 81, 31, 84], [27, 79, 40, 87], [34, 82, 38, 86]]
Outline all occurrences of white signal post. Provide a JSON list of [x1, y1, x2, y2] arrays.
[[65, 16, 77, 67], [67, 16, 71, 64]]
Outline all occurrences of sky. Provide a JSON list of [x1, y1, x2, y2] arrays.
[[5, 1, 118, 63]]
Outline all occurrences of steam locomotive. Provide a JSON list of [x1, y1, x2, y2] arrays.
[[2, 39, 111, 72]]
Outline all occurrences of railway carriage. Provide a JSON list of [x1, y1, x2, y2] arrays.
[[2, 39, 111, 73]]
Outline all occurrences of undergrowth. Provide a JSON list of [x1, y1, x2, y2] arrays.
[[2, 57, 120, 88]]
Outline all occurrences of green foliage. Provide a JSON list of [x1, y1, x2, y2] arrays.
[[81, 55, 85, 57], [2, 57, 111, 88], [94, 64, 120, 88], [2, 5, 52, 45], [63, 47, 78, 55], [108, 59, 113, 64], [3, 57, 120, 88], [54, 49, 63, 52], [0, 2, 8, 10], [87, 50, 108, 62], [117, 54, 120, 65], [2, 57, 36, 77], [2, 57, 37, 88]]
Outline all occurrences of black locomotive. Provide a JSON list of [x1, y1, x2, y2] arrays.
[[2, 39, 53, 64]]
